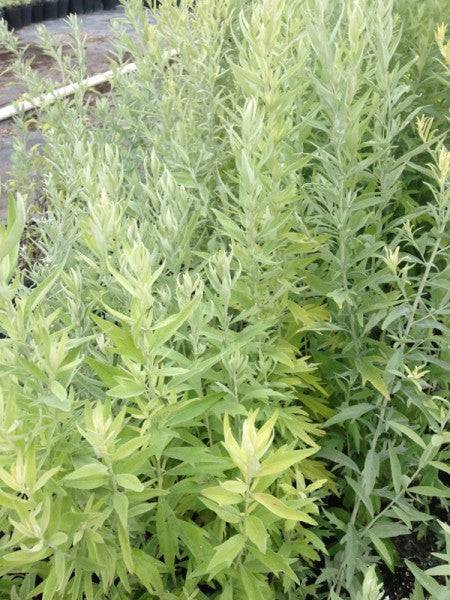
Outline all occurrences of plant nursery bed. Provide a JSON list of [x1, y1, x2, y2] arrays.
[[1, 0, 121, 31], [0, 8, 132, 108], [0, 8, 153, 217]]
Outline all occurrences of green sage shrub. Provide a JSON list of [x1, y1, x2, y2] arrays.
[[0, 0, 448, 599], [0, 2, 333, 598]]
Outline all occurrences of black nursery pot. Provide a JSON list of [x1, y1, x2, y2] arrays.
[[68, 0, 83, 13], [147, 0, 182, 7], [43, 0, 58, 19], [57, 0, 69, 16], [83, 0, 94, 12], [102, 0, 118, 8], [5, 5, 23, 30], [32, 1, 44, 21], [21, 4, 33, 25]]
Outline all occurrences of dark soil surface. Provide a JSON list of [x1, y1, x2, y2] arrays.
[[379, 533, 439, 600]]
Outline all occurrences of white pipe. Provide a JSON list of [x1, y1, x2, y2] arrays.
[[0, 47, 178, 123], [0, 62, 137, 123]]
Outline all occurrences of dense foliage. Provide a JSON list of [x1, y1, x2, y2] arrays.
[[0, 0, 448, 598]]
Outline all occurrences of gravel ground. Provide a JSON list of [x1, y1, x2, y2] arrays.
[[0, 8, 154, 219]]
